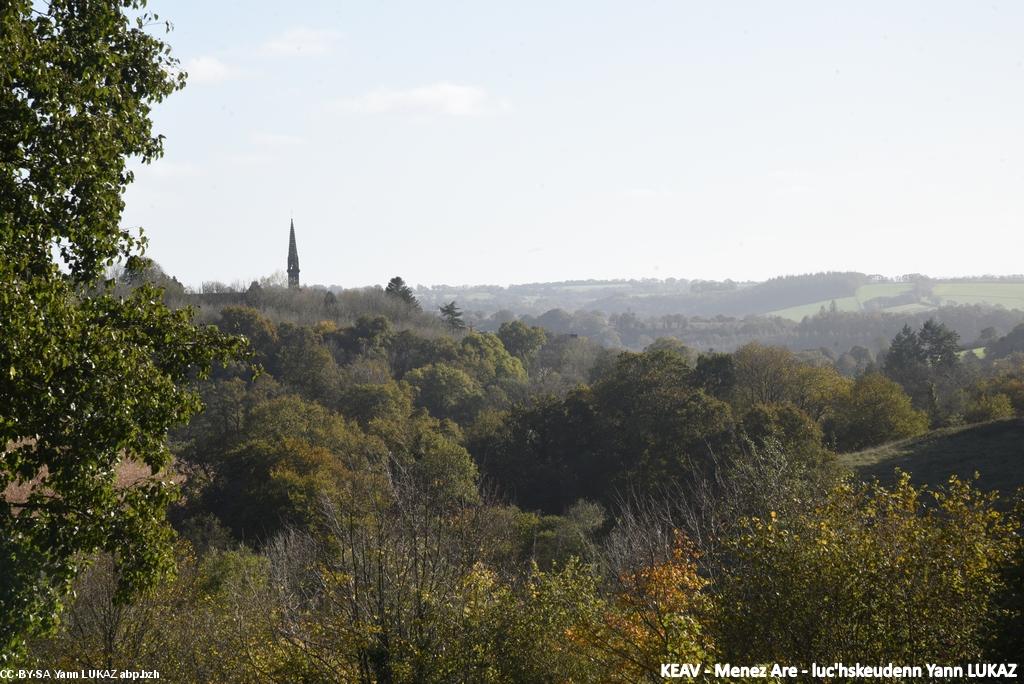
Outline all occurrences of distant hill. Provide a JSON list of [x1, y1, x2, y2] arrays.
[[414, 273, 1024, 320], [768, 280, 1024, 321], [839, 419, 1024, 500]]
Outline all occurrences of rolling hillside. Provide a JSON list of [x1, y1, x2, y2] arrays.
[[415, 273, 1024, 320], [770, 281, 1024, 321], [839, 418, 1024, 499]]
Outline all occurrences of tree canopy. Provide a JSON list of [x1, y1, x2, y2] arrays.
[[384, 276, 420, 310], [1, 0, 243, 658], [439, 300, 466, 331]]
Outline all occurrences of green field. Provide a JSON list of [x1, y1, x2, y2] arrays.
[[839, 418, 1024, 499], [959, 346, 987, 359], [768, 283, 913, 321], [768, 281, 1024, 321], [853, 282, 915, 300], [932, 282, 1024, 309], [767, 296, 861, 321]]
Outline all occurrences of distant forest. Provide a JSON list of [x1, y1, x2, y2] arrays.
[[192, 269, 1024, 356], [409, 271, 1024, 317]]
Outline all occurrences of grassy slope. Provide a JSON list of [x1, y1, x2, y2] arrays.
[[839, 418, 1024, 498], [769, 281, 1024, 322], [767, 296, 861, 321], [933, 282, 1024, 309], [768, 283, 914, 321]]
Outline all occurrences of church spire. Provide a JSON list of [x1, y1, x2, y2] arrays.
[[287, 219, 300, 289]]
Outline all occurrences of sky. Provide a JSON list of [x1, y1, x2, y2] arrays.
[[122, 1, 1024, 289]]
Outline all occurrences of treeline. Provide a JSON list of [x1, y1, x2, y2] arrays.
[[475, 303, 1024, 354], [180, 283, 1024, 356], [24, 289, 1024, 681], [413, 272, 872, 317], [145, 261, 1024, 354], [416, 271, 1024, 318]]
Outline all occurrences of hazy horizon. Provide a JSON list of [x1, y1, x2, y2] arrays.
[[197, 268, 1024, 293], [125, 1, 1024, 288]]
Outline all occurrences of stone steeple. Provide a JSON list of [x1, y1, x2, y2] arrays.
[[287, 219, 300, 289]]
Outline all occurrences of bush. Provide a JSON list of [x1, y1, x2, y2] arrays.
[[828, 373, 929, 451], [716, 474, 1019, 670], [965, 393, 1015, 423]]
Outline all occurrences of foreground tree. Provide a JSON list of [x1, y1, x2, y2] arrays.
[[568, 532, 715, 682], [0, 0, 242, 658], [716, 474, 1018, 671], [29, 546, 262, 683]]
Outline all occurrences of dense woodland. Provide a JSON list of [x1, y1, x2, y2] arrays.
[[2, 3, 1023, 682], [18, 275, 1024, 681], [192, 269, 1024, 354]]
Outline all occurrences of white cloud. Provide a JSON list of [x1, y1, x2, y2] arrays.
[[184, 56, 241, 85], [263, 27, 340, 57], [339, 82, 500, 117]]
